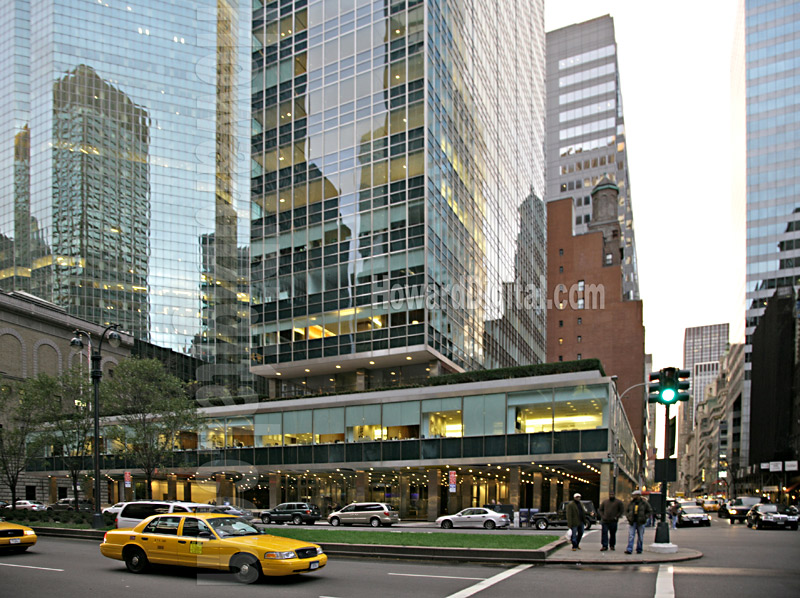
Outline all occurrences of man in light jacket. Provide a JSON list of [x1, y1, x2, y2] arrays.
[[598, 490, 625, 551]]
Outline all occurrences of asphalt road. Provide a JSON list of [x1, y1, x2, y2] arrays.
[[0, 520, 797, 598]]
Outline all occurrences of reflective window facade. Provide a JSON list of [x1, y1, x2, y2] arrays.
[[744, 0, 800, 465], [0, 1, 253, 399], [545, 16, 640, 302], [250, 0, 547, 395]]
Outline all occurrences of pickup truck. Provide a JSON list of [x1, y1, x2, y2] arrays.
[[529, 500, 597, 530]]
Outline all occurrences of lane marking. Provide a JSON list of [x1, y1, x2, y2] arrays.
[[389, 572, 486, 581], [0, 562, 64, 572], [654, 564, 674, 598], [445, 564, 532, 598], [675, 566, 800, 577]]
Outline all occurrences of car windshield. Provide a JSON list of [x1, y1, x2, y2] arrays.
[[682, 506, 704, 514], [732, 497, 760, 507], [207, 516, 260, 537]]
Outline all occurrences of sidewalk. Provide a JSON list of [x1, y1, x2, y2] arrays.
[[545, 527, 703, 564]]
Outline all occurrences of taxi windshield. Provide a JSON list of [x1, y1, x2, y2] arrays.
[[207, 517, 260, 537]]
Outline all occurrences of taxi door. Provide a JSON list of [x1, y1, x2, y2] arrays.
[[140, 516, 183, 564], [176, 517, 220, 569]]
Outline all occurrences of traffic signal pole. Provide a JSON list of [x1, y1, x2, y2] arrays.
[[654, 403, 671, 544]]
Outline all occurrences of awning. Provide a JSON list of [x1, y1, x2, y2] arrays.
[[691, 484, 704, 493]]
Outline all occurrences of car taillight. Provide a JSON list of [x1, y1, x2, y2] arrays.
[[501, 514, 508, 519], [384, 511, 390, 516], [305, 510, 310, 514], [103, 532, 108, 543], [115, 516, 119, 528]]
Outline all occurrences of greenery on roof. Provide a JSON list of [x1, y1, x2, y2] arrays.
[[427, 359, 605, 386]]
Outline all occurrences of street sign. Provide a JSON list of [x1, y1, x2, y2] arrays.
[[763, 485, 779, 492], [449, 470, 457, 494], [124, 471, 131, 488], [769, 461, 783, 472], [786, 461, 798, 472], [760, 462, 770, 470]]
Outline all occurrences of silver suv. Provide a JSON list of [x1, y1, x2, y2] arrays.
[[327, 502, 400, 527]]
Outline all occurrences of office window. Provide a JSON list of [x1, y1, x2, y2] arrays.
[[558, 320, 563, 327], [577, 336, 582, 343], [577, 353, 582, 360]]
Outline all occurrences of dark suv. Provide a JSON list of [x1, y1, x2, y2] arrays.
[[260, 502, 321, 525]]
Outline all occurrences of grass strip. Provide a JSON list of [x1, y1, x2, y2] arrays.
[[261, 527, 559, 550]]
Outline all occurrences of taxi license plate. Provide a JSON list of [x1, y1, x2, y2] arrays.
[[309, 561, 319, 570], [10, 538, 21, 544]]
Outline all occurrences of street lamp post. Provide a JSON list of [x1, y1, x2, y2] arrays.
[[71, 324, 121, 529]]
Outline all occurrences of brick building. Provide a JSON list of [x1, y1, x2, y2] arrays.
[[546, 176, 647, 452]]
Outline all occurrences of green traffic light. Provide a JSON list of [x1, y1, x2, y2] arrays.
[[661, 388, 676, 403]]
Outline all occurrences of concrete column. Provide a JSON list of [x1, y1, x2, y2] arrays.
[[549, 478, 559, 512], [49, 477, 58, 504], [268, 378, 278, 399], [508, 466, 521, 509], [183, 480, 192, 502], [110, 480, 119, 504], [426, 469, 441, 521], [428, 360, 441, 377], [531, 472, 543, 511], [125, 480, 134, 502], [599, 462, 613, 503], [460, 474, 474, 510], [167, 474, 178, 501], [216, 474, 233, 503], [563, 479, 570, 501], [269, 474, 281, 507], [355, 472, 368, 502], [399, 474, 410, 518]]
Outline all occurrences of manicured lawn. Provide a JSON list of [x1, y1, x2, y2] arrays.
[[261, 527, 559, 550], [2, 517, 114, 531]]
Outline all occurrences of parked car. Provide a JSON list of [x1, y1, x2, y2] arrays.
[[677, 505, 711, 527], [103, 502, 127, 515], [99, 512, 326, 583], [0, 517, 37, 553], [726, 496, 762, 524], [746, 503, 799, 530], [327, 502, 400, 527], [529, 500, 597, 530], [6, 500, 47, 512], [194, 504, 254, 519], [115, 500, 209, 529], [48, 498, 94, 512], [436, 507, 510, 530], [260, 502, 320, 525]]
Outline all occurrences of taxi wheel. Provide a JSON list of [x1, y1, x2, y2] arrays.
[[293, 515, 303, 525], [124, 547, 150, 574], [231, 555, 262, 584]]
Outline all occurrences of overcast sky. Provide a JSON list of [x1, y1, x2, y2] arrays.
[[545, 1, 743, 370]]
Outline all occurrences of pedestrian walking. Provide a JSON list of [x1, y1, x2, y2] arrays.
[[598, 490, 625, 551], [625, 490, 653, 554], [669, 501, 679, 529], [566, 492, 586, 551]]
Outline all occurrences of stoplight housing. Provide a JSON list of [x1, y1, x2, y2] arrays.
[[648, 367, 690, 405]]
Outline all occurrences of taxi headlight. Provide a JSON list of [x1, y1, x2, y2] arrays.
[[24, 530, 35, 536], [264, 551, 295, 560], [316, 546, 323, 555]]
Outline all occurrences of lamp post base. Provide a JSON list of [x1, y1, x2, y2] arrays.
[[654, 521, 671, 544], [92, 512, 105, 530]]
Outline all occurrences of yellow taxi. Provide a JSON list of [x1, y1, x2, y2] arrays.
[[0, 518, 37, 552], [100, 512, 326, 583]]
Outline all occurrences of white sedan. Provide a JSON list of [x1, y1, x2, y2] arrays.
[[6, 500, 47, 512], [436, 508, 510, 530], [102, 502, 127, 515]]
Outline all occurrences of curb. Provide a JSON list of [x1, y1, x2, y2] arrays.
[[28, 527, 701, 565]]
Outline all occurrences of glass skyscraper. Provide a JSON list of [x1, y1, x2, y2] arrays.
[[250, 0, 547, 397], [744, 0, 800, 465], [0, 0, 252, 400], [545, 16, 639, 302]]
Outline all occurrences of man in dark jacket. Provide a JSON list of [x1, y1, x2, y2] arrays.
[[598, 490, 625, 551], [566, 493, 586, 551], [625, 490, 653, 554]]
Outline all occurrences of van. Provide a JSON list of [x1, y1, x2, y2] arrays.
[[327, 502, 400, 527], [115, 501, 210, 529]]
